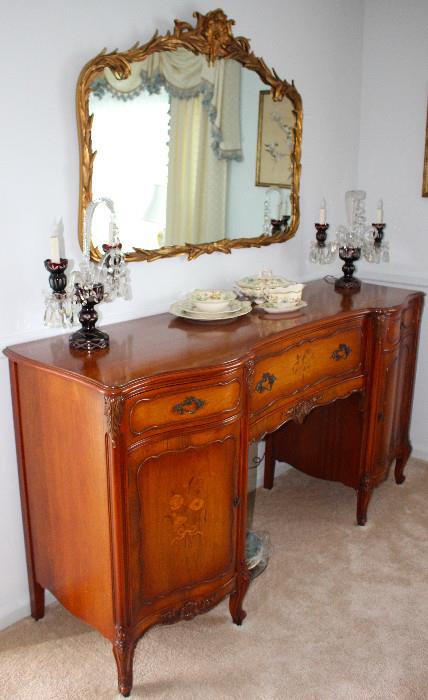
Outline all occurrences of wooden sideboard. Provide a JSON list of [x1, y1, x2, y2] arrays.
[[4, 279, 424, 696]]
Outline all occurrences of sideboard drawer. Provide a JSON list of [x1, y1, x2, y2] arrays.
[[250, 325, 363, 415], [128, 377, 241, 437]]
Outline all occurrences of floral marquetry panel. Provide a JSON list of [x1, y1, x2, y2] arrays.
[[127, 433, 239, 618], [249, 323, 364, 416]]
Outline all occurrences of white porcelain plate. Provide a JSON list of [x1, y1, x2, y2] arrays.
[[181, 298, 242, 316], [170, 300, 252, 322], [256, 300, 308, 314]]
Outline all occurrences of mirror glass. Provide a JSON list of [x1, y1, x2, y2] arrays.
[[77, 10, 302, 261], [89, 51, 295, 252]]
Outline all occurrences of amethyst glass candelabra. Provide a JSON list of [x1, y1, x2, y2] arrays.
[[310, 190, 389, 290], [43, 198, 130, 351]]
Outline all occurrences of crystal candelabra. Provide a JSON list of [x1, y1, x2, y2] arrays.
[[43, 198, 130, 351], [263, 187, 290, 236], [310, 191, 389, 290]]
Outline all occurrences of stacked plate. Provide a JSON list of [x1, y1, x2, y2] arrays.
[[256, 299, 307, 314], [170, 289, 252, 322]]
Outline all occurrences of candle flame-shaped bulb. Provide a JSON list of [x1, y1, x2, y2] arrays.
[[319, 198, 327, 224], [376, 198, 384, 223]]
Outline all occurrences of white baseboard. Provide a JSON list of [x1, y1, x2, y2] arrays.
[[412, 447, 428, 463], [0, 592, 56, 632], [0, 601, 31, 631]]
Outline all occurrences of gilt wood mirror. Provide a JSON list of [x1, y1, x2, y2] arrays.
[[76, 9, 302, 262]]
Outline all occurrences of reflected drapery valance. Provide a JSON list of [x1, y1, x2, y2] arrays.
[[94, 48, 242, 162], [91, 49, 242, 246]]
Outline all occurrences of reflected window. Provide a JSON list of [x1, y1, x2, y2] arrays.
[[89, 87, 170, 251]]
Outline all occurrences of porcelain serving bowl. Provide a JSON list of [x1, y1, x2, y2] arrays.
[[237, 274, 294, 292], [264, 283, 305, 306], [189, 289, 237, 313], [236, 273, 297, 303]]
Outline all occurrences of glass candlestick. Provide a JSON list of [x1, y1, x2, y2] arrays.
[[309, 223, 337, 264], [100, 242, 129, 301], [43, 258, 75, 328], [69, 283, 109, 351], [335, 246, 361, 290]]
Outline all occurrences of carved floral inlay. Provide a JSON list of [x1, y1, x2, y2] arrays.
[[161, 597, 215, 624], [284, 397, 318, 424], [104, 396, 124, 447], [292, 348, 314, 379], [167, 477, 206, 545], [114, 624, 130, 650]]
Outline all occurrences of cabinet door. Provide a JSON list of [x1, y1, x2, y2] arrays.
[[126, 427, 241, 620]]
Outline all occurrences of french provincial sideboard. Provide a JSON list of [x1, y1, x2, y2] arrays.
[[4, 279, 423, 696]]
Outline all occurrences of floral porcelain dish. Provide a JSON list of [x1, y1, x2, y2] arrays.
[[237, 274, 294, 291], [236, 272, 305, 309], [181, 298, 242, 316], [170, 299, 252, 322], [264, 283, 304, 306], [257, 300, 308, 314], [188, 289, 237, 313]]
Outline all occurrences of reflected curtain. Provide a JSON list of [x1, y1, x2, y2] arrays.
[[166, 94, 227, 245], [104, 50, 241, 245]]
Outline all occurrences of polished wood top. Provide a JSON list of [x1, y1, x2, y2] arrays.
[[4, 279, 423, 390]]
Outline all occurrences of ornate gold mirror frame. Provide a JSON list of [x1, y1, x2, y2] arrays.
[[76, 9, 303, 262]]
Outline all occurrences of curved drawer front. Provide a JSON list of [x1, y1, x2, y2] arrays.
[[250, 325, 363, 415], [128, 377, 241, 436]]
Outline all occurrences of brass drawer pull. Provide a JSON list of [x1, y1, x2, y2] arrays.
[[331, 343, 352, 361], [255, 372, 276, 393], [172, 396, 206, 415]]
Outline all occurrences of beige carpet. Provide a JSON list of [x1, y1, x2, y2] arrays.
[[1, 458, 428, 700]]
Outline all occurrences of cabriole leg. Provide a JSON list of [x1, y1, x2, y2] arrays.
[[113, 629, 136, 697], [229, 569, 250, 626], [356, 475, 373, 526], [395, 441, 412, 485]]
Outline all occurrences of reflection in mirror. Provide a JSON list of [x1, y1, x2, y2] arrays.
[[77, 9, 302, 261]]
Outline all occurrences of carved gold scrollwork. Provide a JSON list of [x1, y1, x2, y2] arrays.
[[104, 396, 124, 447], [76, 9, 302, 262], [255, 372, 276, 394]]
